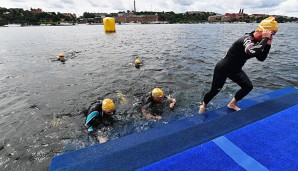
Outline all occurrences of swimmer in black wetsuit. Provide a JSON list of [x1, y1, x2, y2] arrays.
[[135, 57, 142, 68], [141, 88, 176, 120], [52, 53, 66, 63], [84, 98, 115, 143], [199, 17, 278, 114]]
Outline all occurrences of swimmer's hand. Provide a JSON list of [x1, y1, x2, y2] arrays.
[[170, 102, 175, 108], [155, 115, 162, 120], [144, 113, 162, 120], [267, 37, 273, 45], [169, 98, 176, 108], [98, 137, 108, 143], [262, 29, 272, 39]]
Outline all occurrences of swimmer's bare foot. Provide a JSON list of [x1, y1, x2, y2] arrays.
[[227, 104, 241, 111], [198, 105, 206, 114], [227, 97, 241, 111]]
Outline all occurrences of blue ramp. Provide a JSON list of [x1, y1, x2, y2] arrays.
[[50, 87, 298, 171], [139, 104, 298, 170]]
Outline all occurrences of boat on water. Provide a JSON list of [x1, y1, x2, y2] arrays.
[[3, 24, 22, 27], [150, 21, 161, 24], [87, 22, 103, 25], [59, 22, 76, 26], [149, 21, 169, 24], [121, 21, 142, 25]]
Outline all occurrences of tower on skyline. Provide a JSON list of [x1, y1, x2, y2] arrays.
[[134, 0, 136, 12]]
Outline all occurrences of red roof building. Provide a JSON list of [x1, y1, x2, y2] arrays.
[[30, 8, 43, 14]]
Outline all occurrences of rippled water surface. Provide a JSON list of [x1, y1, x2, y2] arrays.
[[0, 23, 297, 170]]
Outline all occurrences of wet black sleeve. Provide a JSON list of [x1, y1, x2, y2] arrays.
[[142, 99, 152, 110], [256, 45, 271, 61], [244, 37, 269, 57], [141, 94, 152, 110], [88, 103, 102, 114]]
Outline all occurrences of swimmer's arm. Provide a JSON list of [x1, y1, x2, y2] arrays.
[[87, 131, 98, 141], [96, 129, 108, 143], [256, 45, 271, 61], [167, 96, 176, 108], [244, 37, 269, 57], [141, 107, 161, 120]]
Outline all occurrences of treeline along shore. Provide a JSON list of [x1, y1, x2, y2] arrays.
[[1, 7, 297, 26]]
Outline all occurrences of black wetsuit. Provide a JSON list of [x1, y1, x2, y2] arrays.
[[52, 57, 66, 63], [57, 58, 66, 62], [86, 101, 114, 128], [141, 93, 167, 116], [203, 31, 271, 104]]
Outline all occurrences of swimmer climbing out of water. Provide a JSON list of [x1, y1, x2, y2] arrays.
[[141, 88, 176, 120], [198, 17, 278, 114], [84, 98, 116, 143]]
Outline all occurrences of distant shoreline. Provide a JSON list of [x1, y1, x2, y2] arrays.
[[1, 21, 297, 27]]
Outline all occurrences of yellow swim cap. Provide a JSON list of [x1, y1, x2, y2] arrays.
[[135, 58, 141, 65], [102, 98, 115, 112], [152, 88, 164, 98], [58, 53, 65, 57], [257, 17, 278, 34]]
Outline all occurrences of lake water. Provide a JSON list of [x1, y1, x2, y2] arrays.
[[0, 23, 297, 170]]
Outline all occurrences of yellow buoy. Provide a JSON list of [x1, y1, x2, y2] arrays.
[[103, 17, 116, 32]]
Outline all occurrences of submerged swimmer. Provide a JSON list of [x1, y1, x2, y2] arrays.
[[52, 53, 66, 63], [198, 17, 278, 114], [141, 88, 176, 120], [84, 98, 116, 143], [135, 57, 143, 68]]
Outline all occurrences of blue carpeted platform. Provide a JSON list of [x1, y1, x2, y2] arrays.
[[139, 104, 298, 171], [50, 87, 298, 171]]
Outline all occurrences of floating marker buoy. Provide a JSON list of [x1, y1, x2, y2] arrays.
[[103, 17, 116, 32]]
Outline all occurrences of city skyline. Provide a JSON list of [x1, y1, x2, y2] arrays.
[[1, 0, 298, 17]]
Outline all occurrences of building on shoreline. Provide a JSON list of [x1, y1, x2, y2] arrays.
[[208, 15, 223, 22], [116, 13, 158, 24], [208, 9, 266, 22], [30, 8, 43, 14], [115, 0, 159, 24], [61, 13, 77, 18]]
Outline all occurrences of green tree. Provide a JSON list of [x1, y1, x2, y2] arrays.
[[83, 12, 95, 18], [276, 16, 284, 23]]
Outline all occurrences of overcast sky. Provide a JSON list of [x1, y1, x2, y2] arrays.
[[1, 0, 297, 17]]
